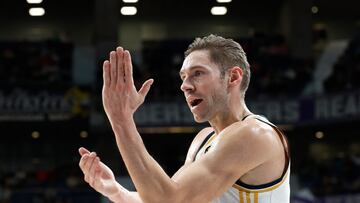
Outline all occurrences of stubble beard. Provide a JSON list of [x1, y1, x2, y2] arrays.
[[194, 85, 228, 123]]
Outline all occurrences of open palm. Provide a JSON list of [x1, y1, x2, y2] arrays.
[[101, 47, 153, 124]]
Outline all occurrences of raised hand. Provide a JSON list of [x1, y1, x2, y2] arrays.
[[78, 147, 122, 198], [102, 47, 153, 123]]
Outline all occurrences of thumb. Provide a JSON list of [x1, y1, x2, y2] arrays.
[[138, 79, 154, 99]]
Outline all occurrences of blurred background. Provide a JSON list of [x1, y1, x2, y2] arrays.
[[0, 0, 359, 202]]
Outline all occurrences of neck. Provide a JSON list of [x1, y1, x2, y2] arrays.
[[209, 98, 251, 135]]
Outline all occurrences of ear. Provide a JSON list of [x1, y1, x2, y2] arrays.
[[228, 66, 243, 87]]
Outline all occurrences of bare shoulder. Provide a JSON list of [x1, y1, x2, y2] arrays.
[[221, 118, 277, 144], [212, 118, 283, 169]]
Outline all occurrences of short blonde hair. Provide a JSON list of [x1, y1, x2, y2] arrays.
[[185, 34, 251, 96]]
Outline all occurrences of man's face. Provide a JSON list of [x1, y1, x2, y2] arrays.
[[179, 50, 228, 123]]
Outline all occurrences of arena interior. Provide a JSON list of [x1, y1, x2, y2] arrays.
[[0, 0, 359, 202]]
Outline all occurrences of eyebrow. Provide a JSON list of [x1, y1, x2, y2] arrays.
[[179, 65, 207, 77]]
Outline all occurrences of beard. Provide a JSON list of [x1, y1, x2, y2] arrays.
[[193, 85, 229, 123]]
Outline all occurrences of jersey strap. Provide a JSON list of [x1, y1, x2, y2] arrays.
[[193, 131, 215, 161]]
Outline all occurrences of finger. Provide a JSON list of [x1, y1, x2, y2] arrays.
[[116, 47, 124, 84], [83, 152, 97, 182], [124, 50, 134, 86], [89, 156, 100, 177], [79, 154, 90, 174], [89, 157, 101, 186], [103, 60, 111, 88], [138, 79, 154, 99], [79, 147, 90, 156], [109, 51, 117, 86]]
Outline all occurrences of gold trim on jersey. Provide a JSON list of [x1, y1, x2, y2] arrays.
[[239, 190, 244, 203], [254, 192, 259, 203], [246, 192, 251, 202], [203, 132, 218, 149], [232, 167, 289, 193], [238, 191, 259, 203]]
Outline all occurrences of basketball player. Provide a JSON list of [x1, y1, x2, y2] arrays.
[[79, 35, 290, 203]]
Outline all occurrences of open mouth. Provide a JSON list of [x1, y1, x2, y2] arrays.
[[190, 99, 203, 107]]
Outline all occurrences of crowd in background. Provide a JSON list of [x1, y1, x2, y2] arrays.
[[298, 152, 360, 197], [0, 41, 72, 86], [0, 164, 97, 203], [139, 33, 315, 101], [324, 30, 360, 93], [1, 30, 359, 98]]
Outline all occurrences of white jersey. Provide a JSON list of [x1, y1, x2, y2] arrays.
[[194, 115, 290, 203], [211, 164, 290, 203]]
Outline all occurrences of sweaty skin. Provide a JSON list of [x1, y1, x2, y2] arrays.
[[79, 48, 287, 203]]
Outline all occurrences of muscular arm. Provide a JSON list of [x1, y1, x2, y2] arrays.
[[112, 119, 274, 203], [112, 128, 211, 203], [102, 47, 276, 203]]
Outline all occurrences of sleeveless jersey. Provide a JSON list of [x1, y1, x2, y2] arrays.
[[193, 115, 290, 203]]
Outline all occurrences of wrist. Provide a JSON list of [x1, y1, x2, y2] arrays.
[[110, 117, 136, 133], [107, 183, 127, 202]]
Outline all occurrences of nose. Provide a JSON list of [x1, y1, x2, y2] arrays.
[[180, 77, 194, 93]]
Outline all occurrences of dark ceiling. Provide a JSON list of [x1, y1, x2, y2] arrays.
[[0, 0, 359, 22]]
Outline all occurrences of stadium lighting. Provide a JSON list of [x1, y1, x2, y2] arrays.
[[315, 131, 324, 139], [311, 6, 319, 14], [123, 0, 138, 3], [216, 0, 232, 3], [80, 131, 88, 138], [121, 6, 137, 15], [27, 0, 43, 3], [31, 131, 40, 139], [211, 6, 227, 15], [29, 7, 45, 16]]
